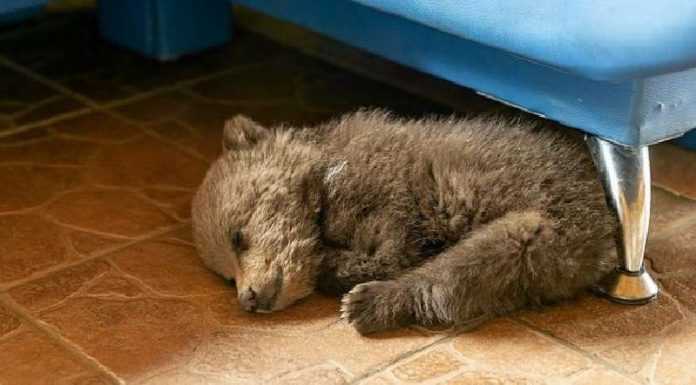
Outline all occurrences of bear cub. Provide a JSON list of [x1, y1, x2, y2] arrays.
[[192, 110, 616, 334]]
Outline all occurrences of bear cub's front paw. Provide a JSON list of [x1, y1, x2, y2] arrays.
[[340, 280, 410, 335]]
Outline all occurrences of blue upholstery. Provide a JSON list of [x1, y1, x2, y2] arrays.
[[353, 0, 696, 81], [232, 0, 696, 147], [0, 0, 48, 25]]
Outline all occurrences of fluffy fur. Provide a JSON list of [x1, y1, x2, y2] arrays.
[[192, 110, 616, 334]]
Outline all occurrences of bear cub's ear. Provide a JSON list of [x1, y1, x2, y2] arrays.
[[222, 115, 270, 152]]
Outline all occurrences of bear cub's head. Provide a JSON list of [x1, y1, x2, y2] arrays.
[[192, 116, 323, 313]]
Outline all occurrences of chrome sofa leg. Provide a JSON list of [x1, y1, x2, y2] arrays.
[[586, 136, 658, 304]]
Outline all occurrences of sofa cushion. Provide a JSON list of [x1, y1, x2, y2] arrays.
[[354, 0, 696, 81]]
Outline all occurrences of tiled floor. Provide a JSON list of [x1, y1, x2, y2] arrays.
[[2, 9, 696, 385]]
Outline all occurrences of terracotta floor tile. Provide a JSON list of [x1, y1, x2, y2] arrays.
[[84, 271, 146, 299], [9, 259, 114, 312], [67, 230, 127, 257], [204, 292, 338, 334], [16, 98, 87, 128], [0, 304, 113, 385], [130, 370, 229, 385], [647, 221, 696, 275], [112, 93, 223, 160], [204, 99, 337, 128], [650, 187, 696, 237], [271, 363, 351, 385], [45, 189, 178, 238], [567, 367, 640, 385], [0, 212, 128, 288], [660, 276, 696, 313], [37, 295, 213, 382], [389, 346, 465, 383], [159, 224, 195, 245], [50, 111, 143, 143], [439, 370, 544, 385], [0, 328, 115, 385], [0, 164, 82, 211], [286, 322, 440, 376], [0, 125, 52, 145], [294, 56, 453, 117], [140, 188, 194, 221], [356, 374, 396, 385], [112, 92, 194, 125], [112, 91, 332, 161], [84, 135, 208, 189], [175, 329, 317, 384], [177, 97, 333, 132], [31, 294, 308, 383], [0, 215, 73, 285], [0, 134, 99, 165], [652, 318, 696, 385], [652, 143, 696, 200], [189, 60, 300, 103], [134, 370, 231, 385], [0, 64, 85, 133], [148, 120, 222, 161], [16, 261, 436, 383], [451, 318, 591, 379], [519, 295, 685, 377], [0, 119, 10, 133], [0, 303, 21, 337], [108, 238, 229, 297]]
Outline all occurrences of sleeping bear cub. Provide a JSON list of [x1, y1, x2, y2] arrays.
[[192, 110, 616, 334]]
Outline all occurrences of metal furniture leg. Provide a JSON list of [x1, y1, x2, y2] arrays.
[[586, 136, 658, 304]]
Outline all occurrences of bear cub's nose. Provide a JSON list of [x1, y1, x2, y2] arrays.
[[239, 288, 257, 312]]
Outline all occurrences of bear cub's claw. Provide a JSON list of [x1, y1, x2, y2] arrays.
[[340, 280, 407, 335]]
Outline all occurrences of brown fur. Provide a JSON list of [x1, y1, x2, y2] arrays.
[[192, 110, 616, 333]]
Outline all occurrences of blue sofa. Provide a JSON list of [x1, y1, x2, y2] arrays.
[[5, 0, 696, 304]]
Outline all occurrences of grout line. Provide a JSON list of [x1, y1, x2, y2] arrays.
[[100, 258, 165, 298], [646, 185, 696, 241], [0, 325, 24, 343], [0, 56, 100, 108], [141, 127, 211, 163], [0, 107, 93, 138], [0, 53, 280, 137], [0, 223, 189, 292], [0, 293, 125, 385], [0, 23, 310, 141], [512, 317, 648, 384], [653, 182, 696, 202], [0, 56, 199, 159], [654, 282, 696, 321], [96, 62, 269, 111], [0, 55, 248, 141], [13, 94, 65, 120], [0, 52, 282, 170], [649, 213, 696, 242], [348, 334, 454, 385], [0, 162, 85, 168]]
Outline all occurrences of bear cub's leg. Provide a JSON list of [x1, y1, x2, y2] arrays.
[[318, 216, 427, 295], [341, 210, 561, 334]]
